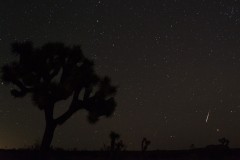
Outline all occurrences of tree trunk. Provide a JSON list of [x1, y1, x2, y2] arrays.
[[40, 122, 56, 152], [40, 106, 56, 152]]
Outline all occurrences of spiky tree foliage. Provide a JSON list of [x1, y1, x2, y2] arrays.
[[1, 41, 117, 151]]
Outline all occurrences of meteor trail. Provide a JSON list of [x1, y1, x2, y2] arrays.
[[206, 110, 210, 123]]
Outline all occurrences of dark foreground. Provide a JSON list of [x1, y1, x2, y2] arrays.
[[0, 149, 239, 160]]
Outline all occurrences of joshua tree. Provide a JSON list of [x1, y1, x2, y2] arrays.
[[218, 137, 230, 146], [115, 140, 126, 151], [1, 41, 117, 151], [141, 137, 151, 151], [102, 132, 126, 151], [110, 131, 120, 151]]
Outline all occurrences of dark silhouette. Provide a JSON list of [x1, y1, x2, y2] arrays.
[[110, 131, 120, 151], [218, 137, 229, 147], [102, 131, 126, 152], [190, 143, 195, 150], [115, 140, 126, 151], [205, 137, 230, 150], [141, 137, 151, 152], [1, 41, 117, 152]]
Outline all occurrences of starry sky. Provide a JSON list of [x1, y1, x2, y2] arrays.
[[0, 0, 240, 150]]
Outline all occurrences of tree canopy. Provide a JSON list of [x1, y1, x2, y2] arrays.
[[1, 41, 117, 150]]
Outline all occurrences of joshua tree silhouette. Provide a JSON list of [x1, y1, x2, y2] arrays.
[[115, 140, 125, 151], [218, 137, 230, 146], [102, 131, 126, 151], [141, 137, 151, 151], [1, 41, 117, 151], [110, 131, 120, 151]]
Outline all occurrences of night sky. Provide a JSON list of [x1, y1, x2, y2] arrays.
[[0, 0, 240, 150]]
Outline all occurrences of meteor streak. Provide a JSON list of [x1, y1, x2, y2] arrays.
[[206, 110, 210, 123]]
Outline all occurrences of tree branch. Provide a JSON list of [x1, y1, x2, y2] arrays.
[[55, 89, 83, 125], [83, 87, 92, 101], [55, 101, 83, 125], [11, 79, 33, 97]]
